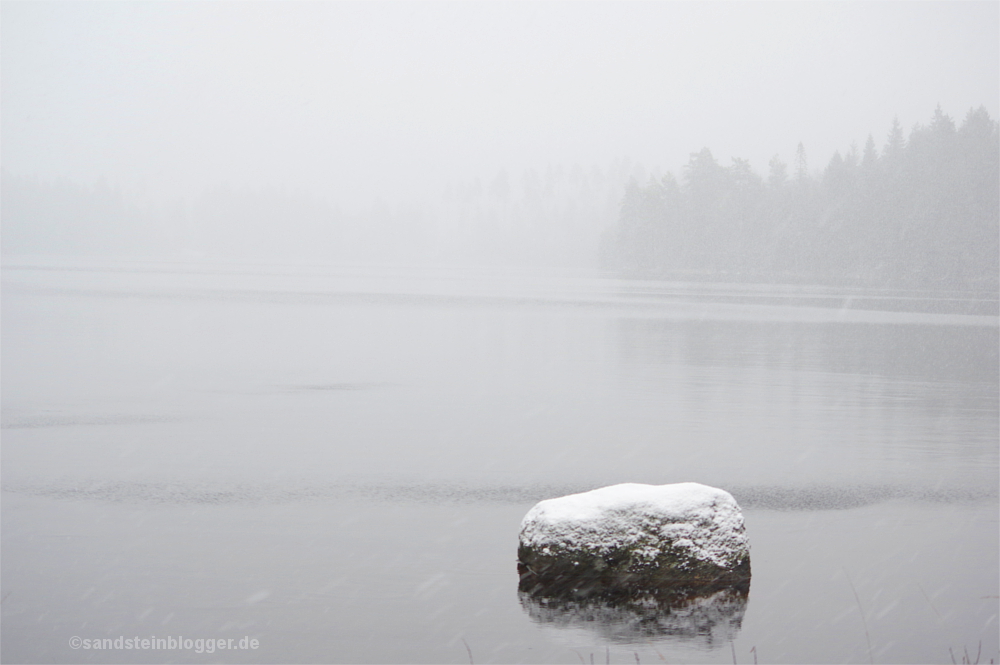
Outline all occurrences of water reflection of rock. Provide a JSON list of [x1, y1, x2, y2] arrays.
[[518, 583, 749, 647]]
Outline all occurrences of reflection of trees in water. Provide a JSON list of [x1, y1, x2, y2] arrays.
[[518, 584, 749, 647], [616, 317, 998, 385]]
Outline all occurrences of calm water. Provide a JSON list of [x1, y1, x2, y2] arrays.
[[2, 260, 997, 664]]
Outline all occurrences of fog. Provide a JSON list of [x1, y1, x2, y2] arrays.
[[2, 3, 999, 664], [2, 2, 998, 268]]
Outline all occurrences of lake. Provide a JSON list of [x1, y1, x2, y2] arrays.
[[2, 260, 997, 664]]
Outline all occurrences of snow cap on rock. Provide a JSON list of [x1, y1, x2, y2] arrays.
[[519, 482, 749, 574]]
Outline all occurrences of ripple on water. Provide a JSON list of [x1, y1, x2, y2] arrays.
[[2, 479, 995, 509]]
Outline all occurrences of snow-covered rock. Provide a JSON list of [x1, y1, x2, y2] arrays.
[[518, 483, 750, 595]]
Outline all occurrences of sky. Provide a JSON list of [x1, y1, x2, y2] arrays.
[[2, 1, 998, 212]]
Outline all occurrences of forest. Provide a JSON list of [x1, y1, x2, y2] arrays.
[[603, 106, 999, 291], [3, 106, 997, 291]]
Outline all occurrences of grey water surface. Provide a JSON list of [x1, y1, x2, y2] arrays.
[[2, 261, 997, 664]]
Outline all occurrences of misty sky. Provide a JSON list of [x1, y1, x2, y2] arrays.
[[2, 1, 998, 212]]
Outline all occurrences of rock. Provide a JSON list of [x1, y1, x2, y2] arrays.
[[518, 482, 750, 597]]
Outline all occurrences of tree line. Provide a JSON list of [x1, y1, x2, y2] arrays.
[[604, 106, 999, 290]]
